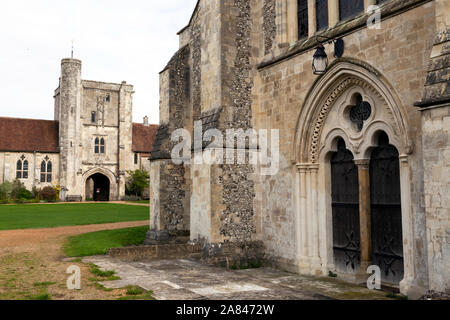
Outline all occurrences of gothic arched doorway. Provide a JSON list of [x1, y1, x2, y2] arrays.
[[331, 139, 361, 274], [86, 173, 110, 201], [370, 132, 404, 284]]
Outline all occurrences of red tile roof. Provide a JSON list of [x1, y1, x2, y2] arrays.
[[0, 117, 59, 153], [132, 123, 158, 154], [0, 117, 158, 155]]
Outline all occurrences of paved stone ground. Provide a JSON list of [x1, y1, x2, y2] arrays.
[[83, 256, 392, 300]]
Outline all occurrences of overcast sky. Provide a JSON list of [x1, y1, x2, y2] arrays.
[[0, 0, 197, 125]]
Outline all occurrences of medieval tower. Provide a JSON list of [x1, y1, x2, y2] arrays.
[[54, 58, 139, 201], [0, 58, 157, 202]]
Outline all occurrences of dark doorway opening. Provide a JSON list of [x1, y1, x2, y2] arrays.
[[88, 173, 110, 202], [370, 132, 404, 285], [331, 139, 361, 274]]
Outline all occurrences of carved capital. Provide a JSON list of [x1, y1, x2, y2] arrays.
[[354, 159, 370, 170]]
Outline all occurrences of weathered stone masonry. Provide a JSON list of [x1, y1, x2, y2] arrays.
[[149, 46, 191, 238], [150, 0, 449, 298], [263, 0, 276, 55], [220, 0, 256, 243]]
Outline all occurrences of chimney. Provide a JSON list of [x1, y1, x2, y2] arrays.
[[143, 116, 149, 127]]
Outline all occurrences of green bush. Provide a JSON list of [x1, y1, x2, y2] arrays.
[[0, 181, 13, 200], [18, 189, 34, 200], [10, 180, 33, 200], [39, 186, 57, 202]]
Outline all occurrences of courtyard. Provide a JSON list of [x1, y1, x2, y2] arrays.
[[0, 203, 150, 300], [0, 203, 400, 300]]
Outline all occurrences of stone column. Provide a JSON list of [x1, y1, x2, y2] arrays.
[[310, 164, 322, 275], [397, 155, 417, 295], [307, 0, 317, 38], [287, 0, 298, 43], [328, 0, 339, 28], [276, 0, 288, 45], [355, 159, 372, 275], [296, 164, 310, 273]]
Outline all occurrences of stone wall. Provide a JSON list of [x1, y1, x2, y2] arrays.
[[253, 2, 435, 286], [417, 18, 450, 292], [422, 106, 450, 293], [217, 0, 257, 243], [153, 0, 449, 297], [150, 45, 191, 235], [0, 152, 60, 191]]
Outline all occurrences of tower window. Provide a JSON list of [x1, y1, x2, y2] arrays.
[[134, 153, 138, 165], [316, 0, 329, 31], [100, 138, 105, 154], [105, 94, 110, 103], [297, 0, 309, 39], [339, 0, 364, 21], [95, 138, 100, 154], [40, 158, 52, 183], [95, 137, 105, 154], [91, 111, 96, 123]]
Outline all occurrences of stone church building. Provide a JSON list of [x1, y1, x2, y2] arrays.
[[149, 0, 449, 297], [0, 58, 158, 201]]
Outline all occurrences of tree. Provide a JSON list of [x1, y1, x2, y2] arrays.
[[126, 170, 150, 198]]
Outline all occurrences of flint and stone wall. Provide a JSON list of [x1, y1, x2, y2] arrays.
[[153, 0, 449, 296]]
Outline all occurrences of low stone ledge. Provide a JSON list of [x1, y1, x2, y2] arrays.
[[201, 241, 266, 269], [107, 241, 266, 268], [108, 243, 203, 262]]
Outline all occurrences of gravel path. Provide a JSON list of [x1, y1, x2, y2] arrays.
[[0, 220, 149, 300], [0, 220, 149, 249]]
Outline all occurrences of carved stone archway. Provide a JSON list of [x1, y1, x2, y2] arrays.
[[82, 167, 118, 201], [292, 59, 416, 295]]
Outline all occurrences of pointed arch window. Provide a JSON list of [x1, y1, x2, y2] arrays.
[[40, 157, 52, 183], [16, 156, 28, 179], [16, 160, 22, 179], [95, 138, 100, 154], [94, 137, 105, 154]]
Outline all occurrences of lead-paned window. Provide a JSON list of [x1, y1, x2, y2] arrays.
[[40, 159, 52, 183], [316, 0, 329, 31], [339, 0, 364, 21], [297, 0, 309, 39]]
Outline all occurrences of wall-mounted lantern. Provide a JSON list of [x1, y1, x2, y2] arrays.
[[312, 44, 328, 75], [312, 36, 345, 75]]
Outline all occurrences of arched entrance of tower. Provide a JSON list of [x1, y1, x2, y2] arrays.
[[86, 173, 110, 201], [293, 60, 414, 291]]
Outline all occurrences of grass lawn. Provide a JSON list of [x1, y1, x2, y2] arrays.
[[126, 200, 149, 204], [0, 204, 149, 231], [64, 226, 149, 257]]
